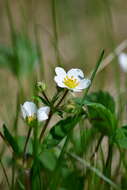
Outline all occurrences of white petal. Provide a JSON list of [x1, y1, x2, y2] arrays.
[[22, 101, 37, 117], [37, 106, 50, 122], [67, 68, 84, 79], [118, 53, 127, 72], [39, 106, 50, 115], [54, 76, 66, 88], [74, 79, 91, 91], [72, 88, 82, 92], [55, 67, 66, 76], [21, 105, 27, 119]]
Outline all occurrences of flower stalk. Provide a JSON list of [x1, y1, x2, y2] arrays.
[[23, 127, 32, 163], [39, 89, 69, 142]]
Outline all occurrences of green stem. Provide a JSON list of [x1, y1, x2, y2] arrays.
[[51, 0, 61, 66], [33, 123, 39, 158], [90, 134, 104, 161], [39, 89, 68, 142], [50, 134, 70, 189], [55, 89, 68, 107], [24, 169, 31, 190], [13, 94, 20, 137], [33, 22, 45, 79], [23, 127, 32, 163], [39, 111, 53, 142], [103, 140, 113, 190], [81, 50, 105, 106], [105, 143, 113, 177], [42, 91, 50, 104], [11, 155, 15, 190], [5, 0, 16, 44], [0, 159, 10, 189]]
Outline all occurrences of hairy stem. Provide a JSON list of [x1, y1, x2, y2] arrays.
[[55, 89, 68, 107], [39, 111, 53, 142], [42, 91, 50, 104], [39, 89, 68, 142]]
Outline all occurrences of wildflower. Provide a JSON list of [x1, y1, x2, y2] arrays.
[[21, 101, 50, 125], [54, 67, 91, 92], [118, 53, 127, 72]]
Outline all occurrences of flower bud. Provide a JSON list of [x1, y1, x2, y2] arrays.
[[36, 81, 46, 92]]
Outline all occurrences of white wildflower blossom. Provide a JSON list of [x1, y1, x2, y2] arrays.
[[21, 101, 50, 125], [54, 67, 91, 92]]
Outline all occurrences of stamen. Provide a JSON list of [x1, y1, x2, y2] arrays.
[[27, 115, 36, 124], [63, 76, 79, 89]]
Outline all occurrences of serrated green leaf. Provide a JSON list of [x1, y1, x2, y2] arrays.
[[86, 103, 117, 136], [73, 91, 115, 113], [86, 91, 115, 113], [3, 124, 19, 154]]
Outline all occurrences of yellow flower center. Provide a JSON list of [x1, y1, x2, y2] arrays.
[[27, 115, 36, 124], [63, 76, 79, 89]]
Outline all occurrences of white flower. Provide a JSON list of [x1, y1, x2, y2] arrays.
[[54, 67, 91, 92], [118, 53, 127, 72], [21, 101, 50, 124]]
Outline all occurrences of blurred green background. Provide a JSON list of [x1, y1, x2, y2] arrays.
[[0, 0, 127, 127]]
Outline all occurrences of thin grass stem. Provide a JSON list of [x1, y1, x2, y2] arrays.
[[51, 0, 62, 66], [23, 127, 32, 163], [0, 159, 10, 189]]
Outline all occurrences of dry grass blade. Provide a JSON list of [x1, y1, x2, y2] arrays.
[[69, 153, 122, 190]]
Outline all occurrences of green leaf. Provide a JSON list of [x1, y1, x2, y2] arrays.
[[73, 91, 115, 113], [86, 103, 117, 136], [115, 126, 127, 149], [43, 113, 85, 148], [86, 91, 115, 113], [3, 124, 19, 155], [17, 136, 33, 154], [0, 45, 13, 67], [39, 150, 57, 171]]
